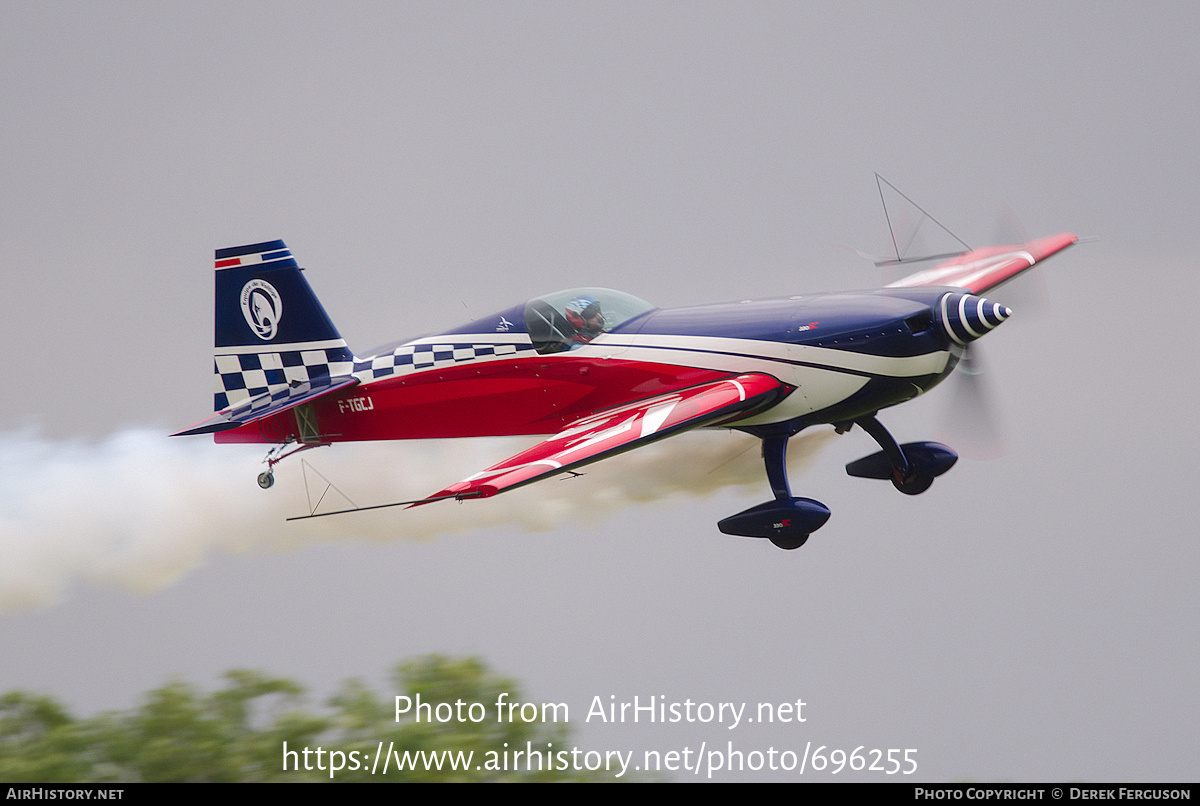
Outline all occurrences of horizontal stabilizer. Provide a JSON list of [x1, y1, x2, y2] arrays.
[[171, 375, 358, 436]]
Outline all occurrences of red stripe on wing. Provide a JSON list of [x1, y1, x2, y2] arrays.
[[422, 373, 788, 502], [888, 232, 1077, 294]]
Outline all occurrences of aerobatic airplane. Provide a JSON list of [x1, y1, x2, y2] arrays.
[[174, 226, 1076, 549]]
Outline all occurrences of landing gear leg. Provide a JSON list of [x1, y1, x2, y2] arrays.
[[718, 426, 830, 550], [845, 415, 957, 495], [762, 432, 793, 500], [256, 439, 330, 490]]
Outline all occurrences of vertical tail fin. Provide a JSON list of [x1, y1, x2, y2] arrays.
[[212, 240, 354, 412]]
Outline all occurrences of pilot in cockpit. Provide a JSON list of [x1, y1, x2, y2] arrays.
[[563, 295, 606, 347]]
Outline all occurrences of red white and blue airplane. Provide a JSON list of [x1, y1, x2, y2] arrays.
[[174, 229, 1076, 549]]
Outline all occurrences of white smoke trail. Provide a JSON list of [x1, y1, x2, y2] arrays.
[[0, 427, 838, 613]]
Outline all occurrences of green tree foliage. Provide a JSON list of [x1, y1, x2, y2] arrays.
[[0, 655, 613, 782]]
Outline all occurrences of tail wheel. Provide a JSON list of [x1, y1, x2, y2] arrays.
[[257, 471, 275, 489]]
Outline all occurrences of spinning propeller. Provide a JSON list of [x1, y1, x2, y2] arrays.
[[867, 176, 1047, 461], [935, 290, 1011, 459]]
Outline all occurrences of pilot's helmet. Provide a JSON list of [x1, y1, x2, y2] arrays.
[[565, 296, 605, 334]]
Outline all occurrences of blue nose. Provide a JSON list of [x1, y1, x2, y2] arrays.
[[937, 292, 1012, 346]]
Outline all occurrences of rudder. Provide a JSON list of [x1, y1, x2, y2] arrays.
[[212, 240, 354, 411]]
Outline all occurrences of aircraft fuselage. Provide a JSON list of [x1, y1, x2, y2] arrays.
[[215, 286, 962, 446]]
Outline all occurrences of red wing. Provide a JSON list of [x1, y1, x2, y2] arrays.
[[423, 373, 788, 501], [887, 232, 1077, 295]]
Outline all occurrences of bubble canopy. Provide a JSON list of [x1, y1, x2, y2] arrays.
[[522, 287, 655, 354]]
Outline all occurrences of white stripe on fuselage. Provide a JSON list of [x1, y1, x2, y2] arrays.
[[584, 333, 950, 379], [351, 330, 950, 425], [579, 333, 951, 425], [398, 333, 535, 347], [354, 331, 945, 381]]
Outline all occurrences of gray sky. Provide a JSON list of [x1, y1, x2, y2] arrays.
[[1, 1, 1197, 782]]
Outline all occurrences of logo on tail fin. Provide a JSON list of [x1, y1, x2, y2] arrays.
[[240, 279, 283, 340]]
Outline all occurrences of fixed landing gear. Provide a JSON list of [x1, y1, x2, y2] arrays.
[[718, 430, 831, 550], [891, 472, 933, 496], [721, 414, 960, 550], [256, 439, 329, 490], [844, 415, 957, 494]]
